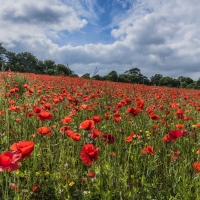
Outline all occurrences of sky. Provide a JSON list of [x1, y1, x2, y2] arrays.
[[1, 0, 200, 80]]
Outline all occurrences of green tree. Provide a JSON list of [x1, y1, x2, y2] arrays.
[[43, 59, 56, 75], [92, 74, 103, 80], [180, 81, 188, 88], [82, 73, 90, 79], [150, 74, 163, 85], [118, 74, 130, 83], [124, 67, 141, 75], [106, 71, 118, 82], [55, 64, 73, 76], [15, 52, 38, 72]]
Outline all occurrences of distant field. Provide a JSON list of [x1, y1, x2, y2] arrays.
[[0, 72, 200, 200]]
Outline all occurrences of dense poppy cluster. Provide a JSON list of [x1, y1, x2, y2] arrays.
[[1, 71, 200, 199]]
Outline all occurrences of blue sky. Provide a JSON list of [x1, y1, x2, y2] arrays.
[[1, 0, 200, 80]]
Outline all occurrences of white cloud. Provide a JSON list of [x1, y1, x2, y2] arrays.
[[0, 0, 87, 47], [1, 0, 200, 79]]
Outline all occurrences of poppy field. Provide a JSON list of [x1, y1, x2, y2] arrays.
[[0, 71, 200, 200]]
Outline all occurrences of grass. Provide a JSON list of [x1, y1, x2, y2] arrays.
[[0, 71, 200, 200]]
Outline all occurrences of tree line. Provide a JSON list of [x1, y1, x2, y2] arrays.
[[0, 43, 74, 76], [1, 43, 200, 89]]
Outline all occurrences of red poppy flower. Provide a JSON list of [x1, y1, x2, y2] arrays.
[[10, 141, 35, 162], [196, 148, 200, 154], [168, 130, 184, 141], [149, 112, 159, 120], [80, 104, 88, 110], [32, 184, 39, 192], [65, 130, 74, 137], [79, 120, 95, 130], [125, 136, 133, 143], [43, 103, 51, 110], [37, 127, 52, 136], [0, 151, 20, 172], [70, 133, 81, 141], [37, 110, 53, 121], [113, 112, 121, 122], [33, 106, 42, 113], [61, 116, 73, 124], [162, 135, 170, 143], [137, 99, 144, 109], [60, 126, 70, 134], [176, 124, 184, 129], [142, 146, 155, 155], [104, 112, 110, 120], [88, 171, 96, 178], [10, 141, 34, 156], [90, 129, 102, 139], [92, 116, 101, 123], [192, 161, 200, 173], [176, 108, 184, 119], [80, 144, 99, 166], [102, 134, 115, 144], [126, 107, 141, 117]]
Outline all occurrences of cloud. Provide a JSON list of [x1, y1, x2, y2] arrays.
[[0, 0, 87, 48], [1, 0, 200, 80]]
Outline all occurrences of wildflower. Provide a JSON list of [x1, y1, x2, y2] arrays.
[[70, 132, 81, 141], [37, 110, 53, 121], [176, 108, 184, 119], [0, 151, 20, 172], [79, 120, 95, 130], [126, 107, 140, 117], [60, 126, 70, 134], [192, 161, 200, 173], [32, 184, 39, 192], [10, 141, 35, 162], [92, 115, 101, 123], [43, 103, 51, 110], [149, 112, 159, 120], [137, 99, 144, 109], [125, 136, 133, 143], [111, 152, 116, 157], [37, 127, 52, 136], [88, 171, 96, 178], [162, 135, 170, 143], [61, 116, 73, 124], [163, 130, 185, 143], [168, 130, 185, 141], [104, 112, 110, 120], [90, 129, 102, 139], [35, 172, 40, 176], [0, 110, 4, 115], [15, 118, 21, 123], [80, 144, 99, 166], [142, 146, 155, 155], [10, 183, 19, 191], [33, 106, 42, 113], [69, 181, 75, 187], [113, 112, 121, 122], [195, 148, 200, 154], [196, 124, 200, 128], [102, 134, 115, 144], [83, 191, 91, 196], [176, 124, 184, 129]]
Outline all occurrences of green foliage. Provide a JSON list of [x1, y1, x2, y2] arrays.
[[106, 71, 118, 82], [82, 73, 90, 79]]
